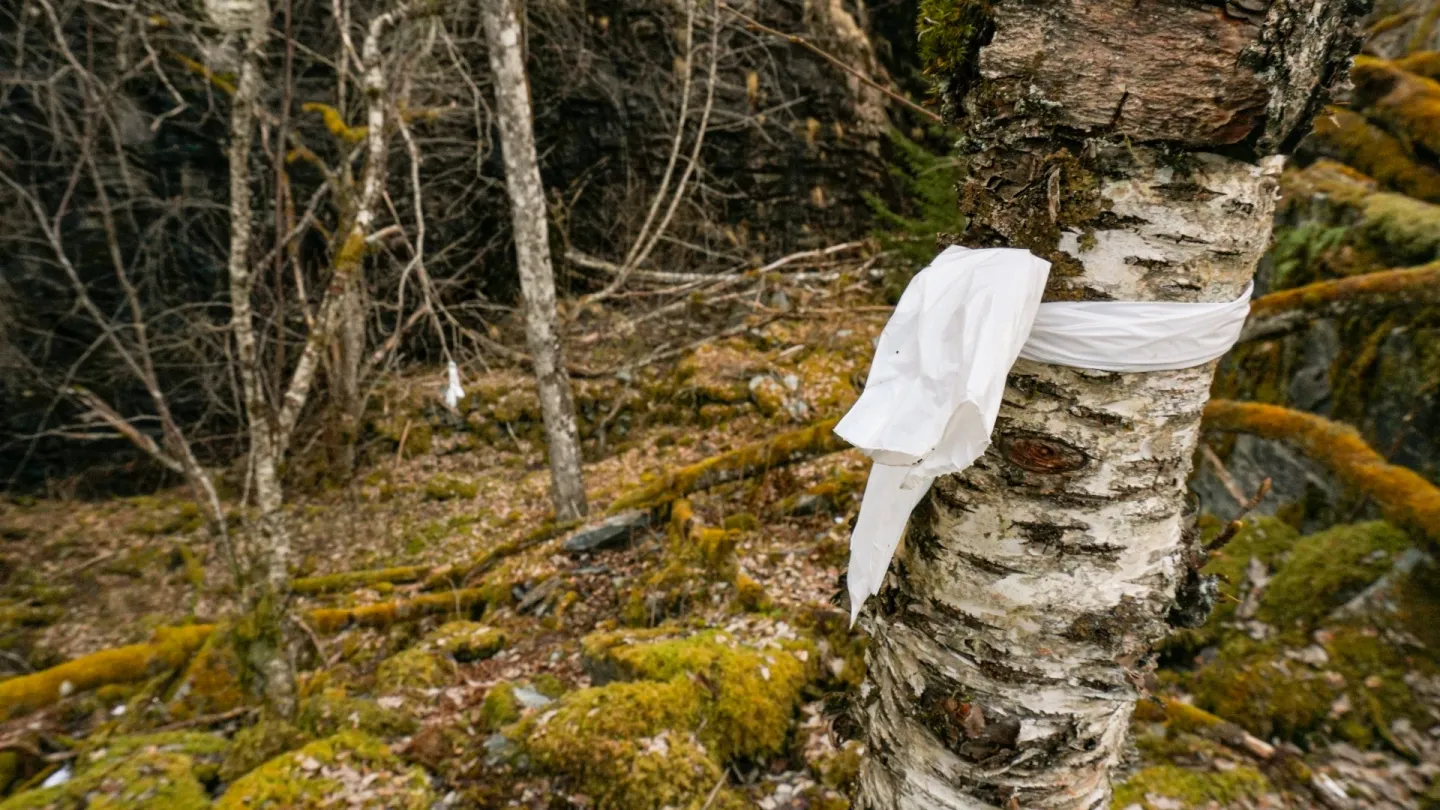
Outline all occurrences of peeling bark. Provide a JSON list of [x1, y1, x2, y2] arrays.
[[483, 0, 588, 520], [855, 2, 1365, 808]]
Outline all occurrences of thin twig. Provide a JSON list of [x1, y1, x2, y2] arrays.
[[719, 3, 941, 123]]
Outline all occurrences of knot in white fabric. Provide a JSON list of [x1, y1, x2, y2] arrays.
[[835, 245, 1252, 624]]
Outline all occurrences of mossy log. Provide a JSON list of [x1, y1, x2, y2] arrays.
[[1304, 106, 1440, 202], [609, 417, 847, 512], [0, 625, 214, 720], [291, 566, 431, 595], [1283, 160, 1440, 264], [0, 589, 489, 719], [1351, 56, 1440, 157], [1240, 261, 1440, 341], [1203, 400, 1440, 545]]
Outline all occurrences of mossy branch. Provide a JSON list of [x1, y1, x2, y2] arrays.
[[1240, 261, 1440, 341], [609, 417, 848, 512], [301, 102, 368, 144], [1351, 56, 1440, 158], [0, 589, 489, 719], [290, 565, 431, 595], [1203, 400, 1440, 546], [1305, 106, 1440, 203], [164, 50, 237, 95]]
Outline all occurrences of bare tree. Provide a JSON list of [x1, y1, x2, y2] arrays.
[[481, 0, 587, 521], [853, 2, 1366, 808]]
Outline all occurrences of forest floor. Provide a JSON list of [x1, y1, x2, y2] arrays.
[[1, 250, 1438, 810]]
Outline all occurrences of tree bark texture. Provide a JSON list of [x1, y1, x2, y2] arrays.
[[855, 2, 1365, 808], [483, 0, 589, 521]]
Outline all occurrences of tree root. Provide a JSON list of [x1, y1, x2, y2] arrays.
[[609, 417, 848, 512], [1203, 400, 1440, 545], [0, 588, 490, 719], [1240, 261, 1440, 341]]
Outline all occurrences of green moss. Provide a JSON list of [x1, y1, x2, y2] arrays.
[[479, 683, 521, 730], [1257, 521, 1412, 631], [374, 647, 451, 692], [815, 740, 863, 791], [421, 475, 478, 502], [419, 622, 507, 663], [1187, 624, 1430, 748], [215, 731, 434, 810], [1, 733, 228, 810], [220, 721, 310, 783], [864, 129, 968, 298], [916, 0, 991, 110], [297, 689, 419, 738], [165, 627, 246, 722], [581, 629, 812, 761], [1112, 764, 1271, 810], [127, 500, 206, 536], [517, 679, 716, 810]]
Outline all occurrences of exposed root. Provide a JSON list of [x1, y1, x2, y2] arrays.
[[1240, 261, 1440, 341], [1203, 401, 1440, 545], [609, 417, 847, 512], [305, 588, 488, 634]]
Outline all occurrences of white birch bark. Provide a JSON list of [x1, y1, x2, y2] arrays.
[[482, 0, 588, 520], [855, 2, 1364, 807]]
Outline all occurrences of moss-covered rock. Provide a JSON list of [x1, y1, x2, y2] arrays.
[[220, 721, 310, 783], [1112, 764, 1272, 810], [580, 629, 813, 761], [479, 682, 522, 730], [1, 732, 227, 810], [297, 689, 418, 738], [1257, 521, 1412, 631], [419, 622, 507, 663], [215, 731, 433, 810], [519, 682, 714, 810], [373, 648, 451, 693]]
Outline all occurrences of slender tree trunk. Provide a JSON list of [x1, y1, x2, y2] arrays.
[[482, 0, 588, 521], [856, 3, 1363, 808], [224, 0, 300, 718]]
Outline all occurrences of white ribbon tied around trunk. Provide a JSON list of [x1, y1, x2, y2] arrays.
[[836, 245, 1253, 624]]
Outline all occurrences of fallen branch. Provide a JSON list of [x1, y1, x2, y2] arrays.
[[1203, 400, 1440, 545], [1240, 262, 1440, 342], [1159, 697, 1276, 760], [609, 417, 848, 512], [0, 588, 491, 719]]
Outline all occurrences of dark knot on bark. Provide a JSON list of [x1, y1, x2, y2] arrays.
[[999, 433, 1089, 474]]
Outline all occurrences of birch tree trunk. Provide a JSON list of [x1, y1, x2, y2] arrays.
[[482, 0, 589, 521], [856, 3, 1364, 808], [223, 0, 301, 717]]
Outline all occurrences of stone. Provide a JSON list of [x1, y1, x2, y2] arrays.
[[563, 511, 650, 554]]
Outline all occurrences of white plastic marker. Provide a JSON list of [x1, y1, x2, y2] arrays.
[[836, 245, 1253, 624], [443, 360, 466, 410]]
